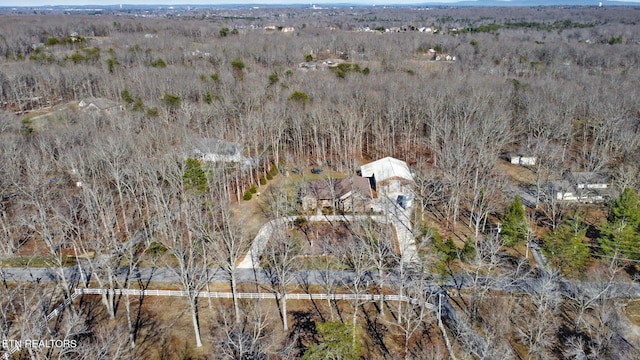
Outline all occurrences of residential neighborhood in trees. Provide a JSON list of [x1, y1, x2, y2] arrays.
[[1, 3, 640, 359]]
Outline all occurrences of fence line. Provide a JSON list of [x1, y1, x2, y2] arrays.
[[2, 290, 81, 360], [74, 288, 436, 310]]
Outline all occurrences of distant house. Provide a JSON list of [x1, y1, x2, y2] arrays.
[[572, 172, 608, 190], [281, 26, 295, 32], [508, 154, 537, 166], [188, 138, 249, 164], [549, 172, 612, 203], [301, 176, 373, 213], [360, 157, 414, 196], [78, 97, 122, 112]]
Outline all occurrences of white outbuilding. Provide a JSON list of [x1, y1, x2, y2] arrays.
[[360, 157, 414, 196]]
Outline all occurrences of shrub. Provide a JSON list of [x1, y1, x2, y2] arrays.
[[150, 58, 167, 68], [231, 59, 245, 71], [249, 185, 258, 194], [288, 91, 309, 103], [146, 107, 159, 117], [45, 37, 60, 46], [260, 176, 267, 185], [161, 93, 181, 109], [148, 241, 167, 256], [121, 89, 134, 104], [294, 216, 308, 229], [106, 57, 119, 73], [268, 72, 279, 85], [269, 165, 279, 178], [21, 118, 34, 135], [132, 98, 145, 112], [243, 191, 252, 201], [70, 53, 86, 64]]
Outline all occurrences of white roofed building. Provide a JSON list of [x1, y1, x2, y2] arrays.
[[360, 157, 414, 197]]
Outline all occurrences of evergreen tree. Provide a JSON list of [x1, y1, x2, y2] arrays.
[[543, 212, 590, 275], [182, 158, 208, 195], [302, 322, 360, 360], [501, 195, 529, 246], [608, 187, 640, 227], [599, 187, 640, 262]]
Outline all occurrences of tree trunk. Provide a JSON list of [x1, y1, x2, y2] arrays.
[[125, 293, 136, 348], [231, 270, 240, 323], [281, 294, 289, 331], [191, 297, 203, 347], [352, 300, 358, 348]]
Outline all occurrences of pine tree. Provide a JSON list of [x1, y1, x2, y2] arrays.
[[543, 212, 590, 275], [302, 322, 360, 360], [608, 187, 640, 227], [501, 195, 529, 246], [600, 187, 640, 262], [182, 158, 208, 195]]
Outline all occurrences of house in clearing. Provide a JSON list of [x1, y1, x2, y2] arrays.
[[508, 154, 537, 166], [187, 138, 253, 166], [549, 172, 612, 203], [301, 176, 373, 213], [78, 97, 122, 112], [359, 157, 414, 196]]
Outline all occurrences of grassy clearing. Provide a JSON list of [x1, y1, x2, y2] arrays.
[[1, 256, 76, 268], [626, 299, 640, 327]]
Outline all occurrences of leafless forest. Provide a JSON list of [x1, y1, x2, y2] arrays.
[[1, 5, 640, 360]]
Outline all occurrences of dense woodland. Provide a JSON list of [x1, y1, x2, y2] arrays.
[[1, 5, 640, 359]]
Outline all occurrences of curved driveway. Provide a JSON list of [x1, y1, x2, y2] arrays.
[[236, 211, 418, 269]]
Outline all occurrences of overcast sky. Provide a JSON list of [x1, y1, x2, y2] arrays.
[[2, 0, 638, 8]]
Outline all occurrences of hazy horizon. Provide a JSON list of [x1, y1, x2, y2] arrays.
[[3, 0, 639, 8]]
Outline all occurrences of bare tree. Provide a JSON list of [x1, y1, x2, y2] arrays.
[[513, 272, 561, 359], [355, 217, 397, 315], [389, 269, 436, 360], [212, 304, 273, 360], [207, 202, 252, 324], [261, 228, 301, 332], [339, 233, 374, 348], [152, 157, 211, 348]]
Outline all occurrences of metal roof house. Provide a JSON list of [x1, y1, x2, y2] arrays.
[[360, 157, 414, 195]]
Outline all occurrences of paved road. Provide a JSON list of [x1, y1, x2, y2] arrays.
[[508, 183, 538, 208], [4, 265, 640, 300]]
